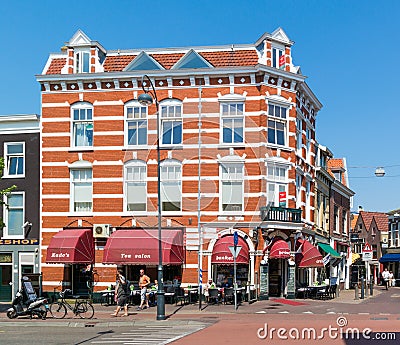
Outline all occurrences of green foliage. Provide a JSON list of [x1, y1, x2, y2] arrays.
[[0, 157, 17, 229]]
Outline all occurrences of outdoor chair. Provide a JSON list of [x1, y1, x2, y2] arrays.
[[164, 285, 176, 304], [175, 287, 189, 306], [207, 288, 220, 305], [316, 285, 330, 300], [223, 287, 234, 304], [329, 285, 337, 299]]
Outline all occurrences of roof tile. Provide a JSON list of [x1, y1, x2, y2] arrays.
[[46, 58, 66, 75]]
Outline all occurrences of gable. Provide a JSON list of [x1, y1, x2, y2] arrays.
[[271, 27, 291, 44], [172, 49, 212, 69], [125, 51, 164, 71], [69, 29, 92, 46]]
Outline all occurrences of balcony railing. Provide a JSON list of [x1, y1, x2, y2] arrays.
[[260, 206, 302, 223]]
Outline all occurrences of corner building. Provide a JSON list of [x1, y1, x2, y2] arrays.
[[37, 28, 322, 298]]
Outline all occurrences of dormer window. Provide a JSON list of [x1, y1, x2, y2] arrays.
[[75, 51, 90, 73], [333, 170, 342, 182], [272, 46, 285, 69]]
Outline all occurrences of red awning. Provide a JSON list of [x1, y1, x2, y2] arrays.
[[296, 239, 324, 268], [211, 235, 249, 264], [46, 229, 94, 264], [102, 229, 184, 265], [265, 239, 291, 259]]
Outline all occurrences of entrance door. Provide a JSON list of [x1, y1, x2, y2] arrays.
[[0, 265, 12, 301]]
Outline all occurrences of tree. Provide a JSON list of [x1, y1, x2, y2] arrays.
[[0, 157, 17, 229]]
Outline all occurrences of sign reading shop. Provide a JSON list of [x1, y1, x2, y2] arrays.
[[0, 239, 39, 245], [120, 253, 151, 259]]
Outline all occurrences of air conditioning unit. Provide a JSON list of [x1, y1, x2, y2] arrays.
[[93, 224, 110, 238]]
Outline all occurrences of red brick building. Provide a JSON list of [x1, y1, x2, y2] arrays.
[[37, 28, 322, 298]]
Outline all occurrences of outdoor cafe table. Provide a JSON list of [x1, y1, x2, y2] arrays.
[[184, 287, 199, 303], [98, 289, 115, 306], [307, 285, 327, 299]]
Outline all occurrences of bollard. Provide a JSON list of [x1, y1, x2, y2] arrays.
[[370, 275, 373, 296], [360, 277, 365, 299], [354, 283, 359, 300]]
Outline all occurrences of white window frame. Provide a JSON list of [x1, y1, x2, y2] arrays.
[[70, 168, 93, 213], [306, 126, 312, 162], [333, 205, 340, 234], [75, 50, 90, 73], [296, 173, 303, 209], [3, 191, 25, 239], [220, 102, 244, 144], [266, 165, 288, 207], [71, 102, 93, 148], [3, 142, 25, 178], [220, 162, 244, 213], [124, 160, 147, 212], [296, 118, 302, 153], [272, 46, 285, 69], [125, 101, 147, 146], [305, 180, 311, 221], [160, 160, 182, 212], [160, 100, 182, 146], [267, 103, 287, 146]]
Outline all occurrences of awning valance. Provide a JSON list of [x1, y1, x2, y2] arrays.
[[211, 235, 249, 264], [46, 229, 94, 264], [296, 239, 324, 268], [102, 229, 184, 265], [265, 239, 291, 259], [317, 243, 341, 258], [379, 253, 400, 263]]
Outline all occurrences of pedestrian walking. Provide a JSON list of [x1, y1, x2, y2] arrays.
[[389, 271, 395, 287], [137, 269, 150, 311], [112, 269, 129, 317], [382, 268, 390, 290]]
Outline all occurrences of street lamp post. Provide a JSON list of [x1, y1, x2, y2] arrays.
[[138, 75, 165, 320]]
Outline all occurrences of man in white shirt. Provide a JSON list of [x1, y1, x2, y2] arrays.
[[382, 268, 390, 290]]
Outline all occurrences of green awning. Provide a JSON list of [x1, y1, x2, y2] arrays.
[[317, 243, 341, 258]]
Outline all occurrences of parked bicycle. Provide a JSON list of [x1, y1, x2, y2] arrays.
[[49, 289, 94, 319]]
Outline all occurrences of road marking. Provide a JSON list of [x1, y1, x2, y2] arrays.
[[326, 312, 336, 314], [303, 311, 313, 314], [279, 311, 289, 314], [256, 311, 266, 313], [91, 323, 208, 345], [358, 312, 369, 315]]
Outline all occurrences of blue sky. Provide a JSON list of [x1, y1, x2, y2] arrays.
[[1, 0, 399, 213]]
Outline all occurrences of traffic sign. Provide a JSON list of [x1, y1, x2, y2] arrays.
[[229, 245, 242, 258], [362, 243, 372, 252], [233, 231, 238, 246]]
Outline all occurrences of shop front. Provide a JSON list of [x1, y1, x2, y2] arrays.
[[102, 229, 184, 285], [210, 234, 250, 287], [295, 239, 324, 286], [264, 238, 291, 297], [45, 228, 94, 295]]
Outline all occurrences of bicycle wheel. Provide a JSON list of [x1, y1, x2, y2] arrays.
[[76, 301, 94, 319], [49, 302, 67, 319]]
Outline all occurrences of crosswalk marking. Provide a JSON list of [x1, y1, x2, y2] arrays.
[[91, 322, 208, 345]]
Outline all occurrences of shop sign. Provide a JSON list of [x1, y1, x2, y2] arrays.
[[120, 253, 151, 259], [287, 266, 296, 299], [215, 255, 234, 261], [51, 252, 70, 258], [0, 253, 12, 263], [0, 239, 39, 245]]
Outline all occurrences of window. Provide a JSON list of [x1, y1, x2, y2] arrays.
[[272, 47, 284, 69], [296, 174, 303, 208], [4, 142, 24, 177], [75, 51, 90, 73], [125, 102, 147, 146], [125, 161, 147, 211], [71, 169, 92, 212], [160, 162, 181, 211], [161, 101, 182, 145], [267, 104, 287, 146], [296, 118, 302, 152], [306, 127, 312, 161], [267, 165, 287, 207], [221, 103, 244, 143], [4, 192, 24, 238], [305, 180, 311, 220], [221, 163, 244, 212], [334, 205, 339, 233], [342, 212, 348, 235], [72, 103, 93, 147]]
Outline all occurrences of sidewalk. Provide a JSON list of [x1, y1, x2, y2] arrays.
[[0, 285, 389, 326]]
